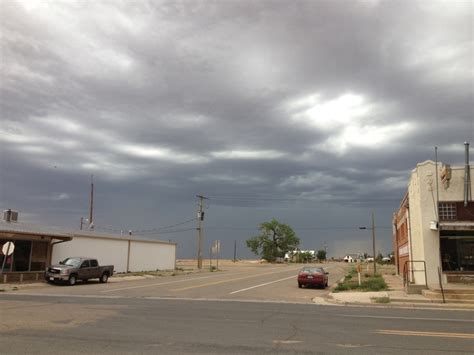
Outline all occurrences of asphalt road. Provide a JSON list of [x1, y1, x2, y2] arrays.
[[13, 263, 347, 303], [1, 294, 473, 354]]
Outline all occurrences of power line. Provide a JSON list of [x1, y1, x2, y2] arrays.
[[205, 225, 392, 231], [208, 196, 403, 206], [133, 218, 197, 233], [156, 227, 196, 234], [94, 217, 197, 235]]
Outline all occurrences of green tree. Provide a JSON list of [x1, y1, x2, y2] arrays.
[[297, 251, 313, 263], [316, 249, 327, 262], [376, 252, 384, 263], [246, 219, 300, 262]]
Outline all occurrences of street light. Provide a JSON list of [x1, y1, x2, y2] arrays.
[[359, 212, 377, 275]]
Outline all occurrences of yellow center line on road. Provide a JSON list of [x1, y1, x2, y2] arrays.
[[375, 329, 474, 340], [229, 275, 296, 295], [171, 267, 302, 292]]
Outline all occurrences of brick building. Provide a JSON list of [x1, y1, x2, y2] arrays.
[[393, 146, 473, 288]]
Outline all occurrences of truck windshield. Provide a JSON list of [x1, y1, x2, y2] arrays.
[[61, 258, 81, 267]]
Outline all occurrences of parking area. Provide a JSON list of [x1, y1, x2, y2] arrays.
[[10, 262, 348, 303]]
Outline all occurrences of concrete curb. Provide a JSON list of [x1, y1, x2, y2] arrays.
[[317, 291, 474, 311]]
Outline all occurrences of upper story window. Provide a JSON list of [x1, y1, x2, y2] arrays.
[[439, 202, 457, 220]]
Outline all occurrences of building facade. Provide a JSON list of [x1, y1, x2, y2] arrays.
[[393, 159, 474, 287], [51, 232, 176, 273], [0, 221, 177, 282]]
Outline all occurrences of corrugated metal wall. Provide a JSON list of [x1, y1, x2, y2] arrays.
[[51, 236, 175, 273]]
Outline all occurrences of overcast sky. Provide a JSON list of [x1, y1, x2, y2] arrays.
[[1, 0, 472, 259]]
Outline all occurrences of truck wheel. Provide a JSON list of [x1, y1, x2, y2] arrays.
[[68, 274, 77, 286], [298, 283, 302, 288], [100, 272, 109, 283]]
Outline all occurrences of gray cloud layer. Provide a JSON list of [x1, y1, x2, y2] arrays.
[[1, 0, 472, 258]]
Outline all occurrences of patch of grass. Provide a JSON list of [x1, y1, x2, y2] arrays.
[[333, 284, 350, 292], [12, 287, 18, 291], [360, 276, 387, 291], [333, 269, 388, 292], [373, 296, 390, 304]]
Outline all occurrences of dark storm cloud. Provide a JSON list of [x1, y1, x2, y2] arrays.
[[1, 0, 472, 257]]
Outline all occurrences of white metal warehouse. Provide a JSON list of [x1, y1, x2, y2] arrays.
[[52, 231, 176, 273], [1, 220, 176, 282]]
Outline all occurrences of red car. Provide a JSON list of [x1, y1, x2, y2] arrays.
[[297, 267, 329, 288]]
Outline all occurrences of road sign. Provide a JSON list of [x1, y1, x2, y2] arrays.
[[211, 240, 220, 253], [2, 241, 14, 256]]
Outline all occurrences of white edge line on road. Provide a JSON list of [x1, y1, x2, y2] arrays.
[[100, 274, 219, 293], [230, 275, 296, 295], [339, 314, 474, 323], [102, 265, 296, 293], [0, 293, 313, 305]]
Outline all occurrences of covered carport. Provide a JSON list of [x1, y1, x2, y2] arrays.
[[0, 221, 72, 283]]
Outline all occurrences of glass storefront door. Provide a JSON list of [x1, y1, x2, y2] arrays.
[[441, 236, 474, 272]]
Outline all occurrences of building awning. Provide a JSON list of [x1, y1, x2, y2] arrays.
[[0, 222, 73, 241], [439, 221, 474, 231]]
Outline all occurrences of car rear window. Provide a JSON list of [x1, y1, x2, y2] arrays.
[[302, 267, 324, 273]]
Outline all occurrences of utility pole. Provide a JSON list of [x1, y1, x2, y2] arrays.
[[89, 175, 94, 229], [196, 194, 208, 269], [372, 211, 377, 275], [233, 240, 237, 262], [359, 212, 377, 275]]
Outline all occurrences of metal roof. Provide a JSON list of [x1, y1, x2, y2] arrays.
[[0, 220, 73, 240], [0, 220, 176, 245]]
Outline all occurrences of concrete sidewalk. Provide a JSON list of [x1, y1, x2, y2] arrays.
[[318, 273, 474, 310]]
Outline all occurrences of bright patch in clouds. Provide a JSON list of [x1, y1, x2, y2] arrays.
[[279, 172, 352, 189], [32, 116, 83, 133], [191, 174, 266, 185], [211, 150, 286, 160], [292, 93, 371, 131], [289, 92, 414, 154], [317, 121, 414, 154], [119, 144, 208, 164], [52, 193, 70, 201]]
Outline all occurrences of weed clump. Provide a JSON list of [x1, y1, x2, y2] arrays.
[[333, 270, 388, 292]]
